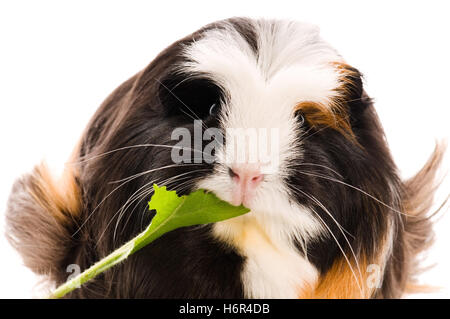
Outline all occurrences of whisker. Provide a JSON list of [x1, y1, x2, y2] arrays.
[[140, 201, 151, 232], [108, 169, 210, 246], [69, 143, 209, 165], [105, 174, 186, 247], [121, 187, 161, 236], [112, 169, 203, 231], [112, 166, 211, 242], [155, 78, 209, 131], [299, 124, 315, 140], [114, 183, 164, 244], [297, 170, 409, 217], [109, 163, 203, 184], [111, 172, 206, 245], [71, 163, 198, 237], [115, 187, 155, 239], [170, 177, 201, 195], [179, 108, 207, 129], [312, 206, 364, 297], [293, 188, 364, 296], [287, 162, 343, 178], [170, 75, 197, 92], [300, 113, 352, 143], [295, 189, 361, 277]]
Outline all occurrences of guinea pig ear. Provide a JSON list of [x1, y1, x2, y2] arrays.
[[330, 62, 368, 143], [332, 62, 364, 105], [294, 63, 365, 143]]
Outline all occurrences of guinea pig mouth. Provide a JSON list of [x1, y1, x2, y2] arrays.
[[196, 182, 259, 211]]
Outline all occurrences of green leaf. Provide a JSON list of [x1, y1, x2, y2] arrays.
[[49, 185, 249, 298]]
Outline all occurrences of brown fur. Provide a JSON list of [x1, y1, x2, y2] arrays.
[[294, 100, 355, 141], [5, 162, 81, 283], [394, 143, 447, 295]]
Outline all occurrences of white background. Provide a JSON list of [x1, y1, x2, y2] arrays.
[[0, 0, 448, 298]]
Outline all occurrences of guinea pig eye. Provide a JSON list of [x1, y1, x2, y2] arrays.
[[209, 103, 218, 116], [295, 110, 305, 126], [159, 74, 223, 120]]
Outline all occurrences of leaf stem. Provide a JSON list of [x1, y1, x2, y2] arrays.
[[49, 241, 135, 298]]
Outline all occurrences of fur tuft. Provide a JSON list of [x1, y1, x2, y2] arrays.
[[5, 162, 81, 283], [402, 142, 447, 291]]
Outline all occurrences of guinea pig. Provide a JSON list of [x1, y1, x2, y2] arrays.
[[5, 17, 445, 298]]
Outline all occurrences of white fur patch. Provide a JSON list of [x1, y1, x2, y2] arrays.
[[187, 19, 346, 298], [213, 213, 320, 298]]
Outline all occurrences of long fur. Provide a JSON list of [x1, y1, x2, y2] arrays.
[[5, 17, 446, 298]]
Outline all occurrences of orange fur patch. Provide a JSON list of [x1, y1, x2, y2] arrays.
[[299, 256, 374, 299], [299, 217, 396, 299], [28, 142, 82, 224], [294, 61, 361, 143], [294, 100, 355, 141], [28, 162, 81, 224]]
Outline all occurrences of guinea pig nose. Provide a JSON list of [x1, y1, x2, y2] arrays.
[[228, 165, 264, 187]]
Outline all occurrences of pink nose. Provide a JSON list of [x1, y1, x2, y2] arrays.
[[229, 164, 264, 206], [229, 166, 264, 186]]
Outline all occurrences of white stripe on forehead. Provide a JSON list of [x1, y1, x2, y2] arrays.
[[180, 19, 345, 114], [188, 19, 341, 297]]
